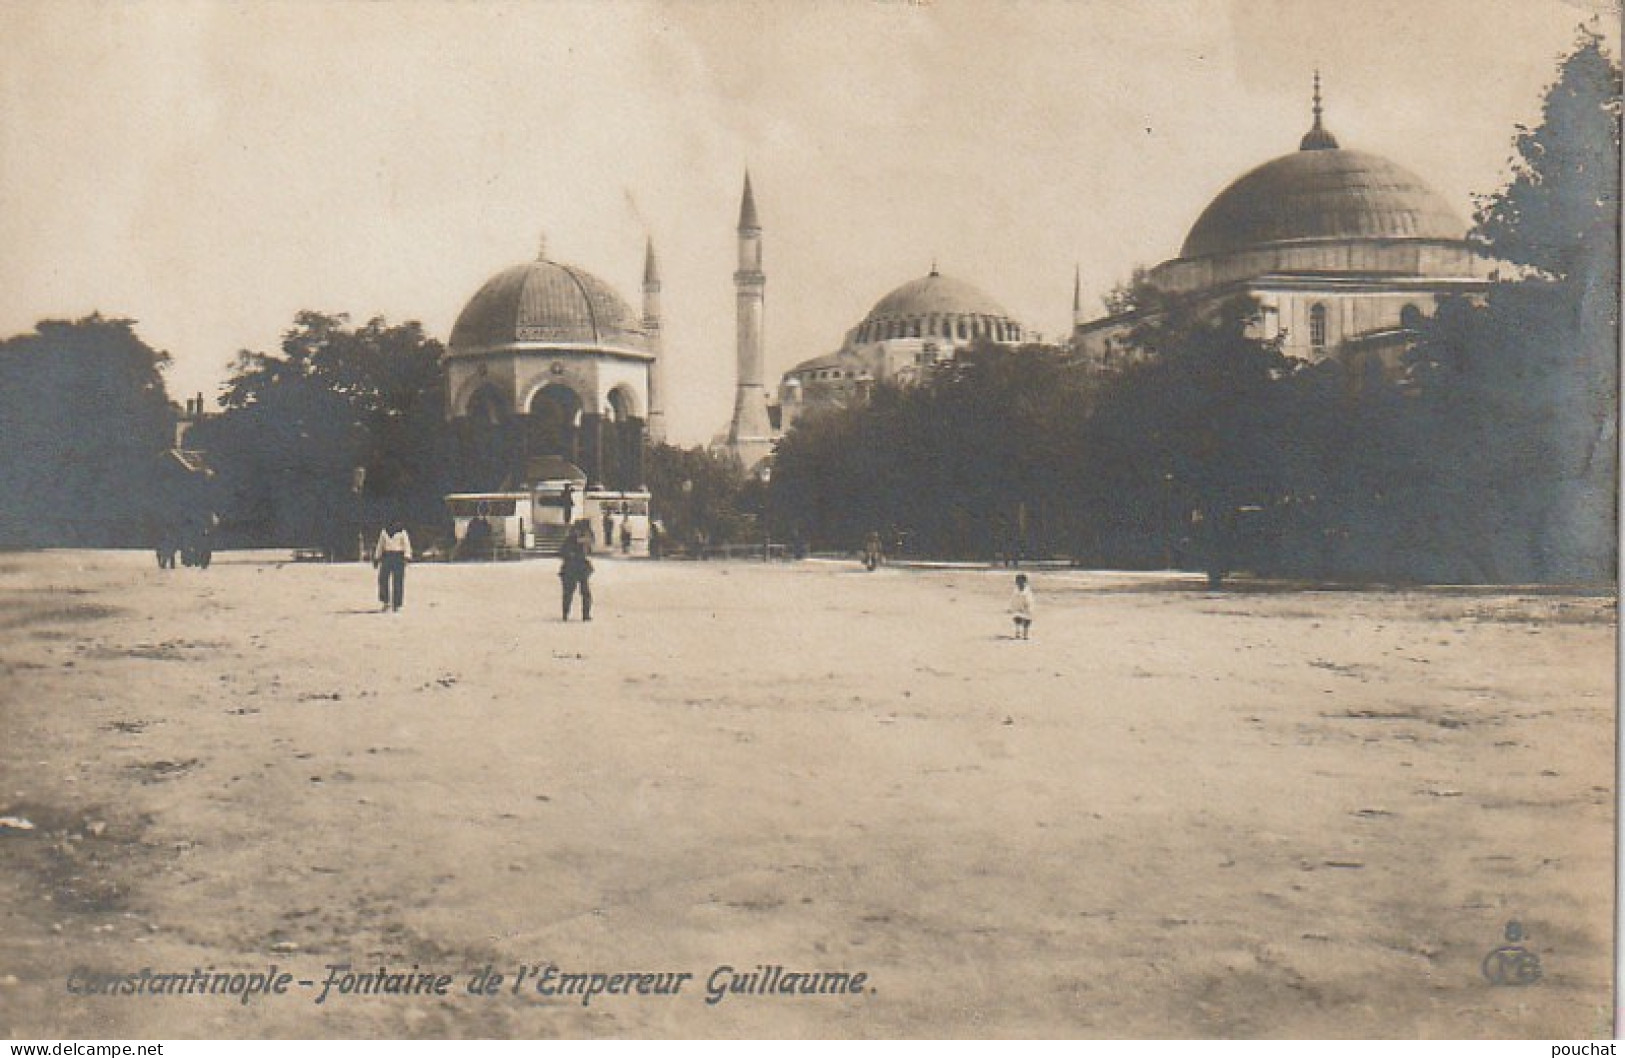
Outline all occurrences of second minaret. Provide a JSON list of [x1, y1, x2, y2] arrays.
[[727, 171, 774, 469]]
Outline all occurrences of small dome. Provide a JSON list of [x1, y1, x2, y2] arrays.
[[863, 269, 1014, 323], [789, 351, 849, 374], [449, 252, 647, 353], [1180, 146, 1466, 260]]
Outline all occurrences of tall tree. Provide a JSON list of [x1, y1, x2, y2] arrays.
[[192, 312, 451, 554], [1411, 28, 1621, 580], [645, 443, 756, 551], [768, 342, 1085, 559], [0, 315, 175, 546], [1089, 289, 1301, 583]]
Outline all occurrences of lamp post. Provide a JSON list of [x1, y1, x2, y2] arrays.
[[1162, 472, 1175, 570], [352, 467, 366, 562], [681, 478, 694, 554]]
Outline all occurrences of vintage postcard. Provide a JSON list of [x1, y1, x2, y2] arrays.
[[0, 0, 1617, 1041]]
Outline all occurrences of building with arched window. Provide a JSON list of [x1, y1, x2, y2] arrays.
[[443, 236, 659, 552], [1073, 76, 1501, 382], [776, 266, 1027, 430]]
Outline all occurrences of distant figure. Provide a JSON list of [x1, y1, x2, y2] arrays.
[[620, 521, 632, 555], [373, 519, 413, 612], [180, 516, 201, 567], [155, 522, 179, 570], [996, 519, 1018, 568], [559, 522, 594, 621], [601, 508, 615, 549], [560, 483, 576, 528], [460, 515, 492, 561], [863, 531, 883, 571], [195, 516, 215, 569], [177, 515, 212, 568], [1008, 573, 1034, 640], [648, 520, 663, 560]]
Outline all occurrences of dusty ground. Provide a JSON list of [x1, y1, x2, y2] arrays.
[[0, 549, 1614, 1039]]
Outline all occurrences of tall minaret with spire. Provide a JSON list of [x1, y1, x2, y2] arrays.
[[642, 236, 666, 444], [727, 171, 774, 469]]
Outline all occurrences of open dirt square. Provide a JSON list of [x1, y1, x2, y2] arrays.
[[0, 550, 1614, 1038]]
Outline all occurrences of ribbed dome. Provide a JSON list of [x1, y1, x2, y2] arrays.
[[448, 254, 647, 353], [1180, 147, 1466, 260], [863, 270, 1013, 322]]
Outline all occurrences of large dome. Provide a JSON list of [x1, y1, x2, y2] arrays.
[[863, 269, 1013, 322], [1180, 146, 1466, 260], [448, 251, 647, 354], [847, 268, 1024, 345]]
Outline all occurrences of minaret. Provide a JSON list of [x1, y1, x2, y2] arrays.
[[727, 171, 774, 469], [1072, 263, 1083, 330], [642, 236, 666, 444]]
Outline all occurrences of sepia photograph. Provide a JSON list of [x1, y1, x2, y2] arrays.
[[0, 0, 1618, 1041]]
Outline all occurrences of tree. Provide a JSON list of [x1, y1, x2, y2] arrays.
[[1409, 29, 1621, 581], [0, 315, 175, 546], [768, 342, 1086, 559], [1100, 266, 1150, 317], [646, 443, 756, 552], [191, 312, 452, 554], [1473, 27, 1622, 285], [1088, 288, 1302, 584]]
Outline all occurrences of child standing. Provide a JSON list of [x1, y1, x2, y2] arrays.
[[1008, 573, 1034, 640]]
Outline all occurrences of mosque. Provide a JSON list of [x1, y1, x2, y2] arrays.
[[439, 174, 770, 552], [710, 175, 1032, 469], [1073, 77, 1500, 379], [440, 230, 664, 553], [433, 78, 1495, 552], [775, 267, 1029, 432]]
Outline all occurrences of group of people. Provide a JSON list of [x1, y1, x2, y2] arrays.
[[371, 517, 597, 622], [154, 516, 215, 571], [600, 504, 635, 555], [371, 516, 1034, 638]]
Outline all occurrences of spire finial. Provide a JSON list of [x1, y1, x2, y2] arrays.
[[643, 234, 660, 286], [930, 256, 939, 277], [536, 231, 549, 261], [1073, 263, 1082, 313], [1298, 69, 1339, 151], [738, 170, 760, 232]]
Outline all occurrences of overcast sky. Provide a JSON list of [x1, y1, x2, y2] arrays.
[[2, 0, 1618, 442]]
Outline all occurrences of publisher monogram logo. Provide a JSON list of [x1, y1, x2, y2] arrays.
[[1482, 921, 1543, 987]]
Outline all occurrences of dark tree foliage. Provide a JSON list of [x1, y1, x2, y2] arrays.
[[1474, 27, 1623, 284], [1089, 290, 1305, 583], [1407, 29, 1621, 581], [189, 312, 453, 555], [0, 315, 176, 546], [1100, 266, 1150, 317], [646, 443, 758, 551], [770, 342, 1090, 559]]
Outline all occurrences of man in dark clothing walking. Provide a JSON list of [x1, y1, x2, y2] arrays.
[[558, 522, 594, 621]]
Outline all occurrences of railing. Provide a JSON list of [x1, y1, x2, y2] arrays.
[[660, 542, 790, 561]]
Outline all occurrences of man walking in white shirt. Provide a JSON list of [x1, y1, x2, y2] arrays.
[[373, 519, 413, 612]]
